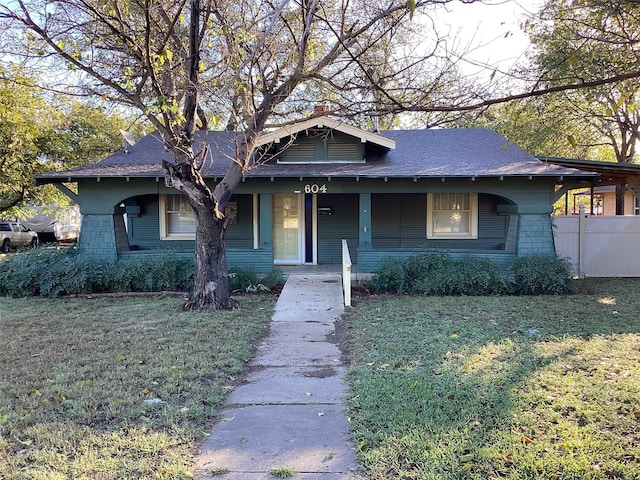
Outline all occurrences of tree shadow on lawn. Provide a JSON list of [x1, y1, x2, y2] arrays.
[[346, 291, 640, 479]]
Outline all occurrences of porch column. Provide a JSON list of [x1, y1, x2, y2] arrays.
[[259, 194, 273, 250], [358, 193, 372, 248], [515, 206, 556, 256], [76, 214, 118, 261]]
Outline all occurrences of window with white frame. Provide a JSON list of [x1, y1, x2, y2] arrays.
[[160, 194, 238, 239], [427, 192, 478, 239], [160, 194, 196, 239]]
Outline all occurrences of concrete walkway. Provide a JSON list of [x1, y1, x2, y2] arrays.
[[194, 274, 363, 479]]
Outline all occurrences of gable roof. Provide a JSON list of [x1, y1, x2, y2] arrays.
[[256, 116, 396, 150], [35, 126, 594, 184]]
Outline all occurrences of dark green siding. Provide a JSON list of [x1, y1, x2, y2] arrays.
[[371, 192, 508, 250], [128, 195, 164, 249], [357, 250, 515, 273], [279, 131, 363, 163], [371, 193, 427, 248], [225, 195, 254, 248], [125, 194, 253, 250], [317, 193, 359, 264], [118, 249, 275, 273]]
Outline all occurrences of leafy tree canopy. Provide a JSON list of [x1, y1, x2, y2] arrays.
[[0, 66, 146, 217], [526, 0, 640, 163]]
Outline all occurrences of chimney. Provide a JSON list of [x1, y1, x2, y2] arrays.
[[314, 105, 330, 115]]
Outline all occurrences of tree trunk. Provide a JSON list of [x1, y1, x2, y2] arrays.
[[183, 201, 237, 310], [162, 158, 237, 311]]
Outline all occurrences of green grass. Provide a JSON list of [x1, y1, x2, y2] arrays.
[[0, 294, 274, 479], [345, 278, 640, 479], [269, 465, 297, 478]]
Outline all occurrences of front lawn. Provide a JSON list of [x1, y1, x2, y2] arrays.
[[0, 295, 274, 479], [345, 278, 640, 479]]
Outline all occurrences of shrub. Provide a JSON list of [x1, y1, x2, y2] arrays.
[[0, 248, 54, 296], [450, 257, 506, 296], [369, 252, 573, 296], [0, 250, 194, 297], [123, 255, 193, 292], [509, 255, 576, 295], [370, 257, 407, 293], [260, 269, 285, 289], [409, 253, 458, 295], [0, 250, 284, 297], [404, 253, 453, 294], [228, 268, 259, 292]]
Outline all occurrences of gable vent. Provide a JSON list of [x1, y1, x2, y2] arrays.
[[286, 143, 316, 157], [327, 143, 359, 158]]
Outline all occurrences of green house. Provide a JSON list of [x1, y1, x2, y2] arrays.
[[35, 117, 595, 272]]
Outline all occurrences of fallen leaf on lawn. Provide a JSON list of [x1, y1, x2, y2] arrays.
[[520, 435, 533, 444], [447, 394, 455, 400]]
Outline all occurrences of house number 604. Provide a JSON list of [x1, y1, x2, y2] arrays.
[[304, 184, 328, 194]]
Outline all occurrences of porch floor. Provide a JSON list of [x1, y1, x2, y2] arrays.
[[277, 264, 372, 281]]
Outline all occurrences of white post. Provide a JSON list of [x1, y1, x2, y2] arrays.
[[578, 204, 585, 277], [341, 239, 352, 307]]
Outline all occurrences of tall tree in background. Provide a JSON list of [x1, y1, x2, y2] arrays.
[[457, 94, 599, 160], [527, 0, 640, 213], [0, 0, 483, 310], [0, 69, 53, 214], [0, 68, 133, 217]]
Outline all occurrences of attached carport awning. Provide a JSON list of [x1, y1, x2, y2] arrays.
[[539, 156, 640, 186]]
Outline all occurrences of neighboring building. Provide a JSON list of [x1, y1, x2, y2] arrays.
[[571, 185, 640, 216], [35, 117, 596, 272], [541, 157, 640, 216]]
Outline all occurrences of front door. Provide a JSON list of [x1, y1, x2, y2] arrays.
[[273, 194, 303, 264]]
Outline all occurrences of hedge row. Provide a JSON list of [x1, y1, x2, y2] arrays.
[[0, 249, 575, 297], [369, 252, 576, 295], [0, 249, 283, 297]]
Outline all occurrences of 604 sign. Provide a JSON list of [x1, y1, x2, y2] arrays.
[[304, 183, 328, 194]]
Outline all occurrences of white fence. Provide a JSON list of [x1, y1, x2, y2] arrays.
[[554, 208, 640, 277]]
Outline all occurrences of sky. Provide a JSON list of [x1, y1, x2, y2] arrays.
[[434, 0, 546, 79]]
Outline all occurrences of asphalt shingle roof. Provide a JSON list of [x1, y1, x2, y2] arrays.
[[35, 127, 593, 183]]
